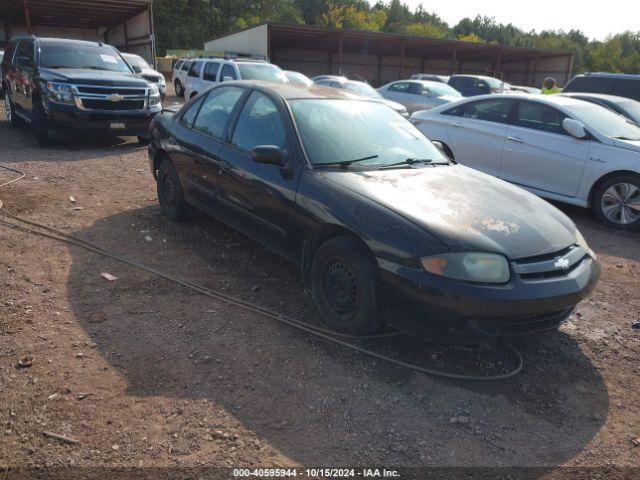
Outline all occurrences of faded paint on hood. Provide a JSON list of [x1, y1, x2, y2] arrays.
[[321, 164, 577, 259]]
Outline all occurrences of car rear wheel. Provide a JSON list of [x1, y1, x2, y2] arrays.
[[174, 80, 184, 97], [593, 174, 640, 231], [137, 136, 151, 145], [310, 236, 385, 335], [157, 159, 193, 222]]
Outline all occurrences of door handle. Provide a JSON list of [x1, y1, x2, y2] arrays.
[[507, 136, 524, 143], [450, 122, 464, 128]]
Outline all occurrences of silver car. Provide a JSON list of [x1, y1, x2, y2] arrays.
[[377, 80, 461, 114], [315, 78, 409, 117]]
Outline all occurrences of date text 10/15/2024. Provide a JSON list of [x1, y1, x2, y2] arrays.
[[233, 468, 400, 478]]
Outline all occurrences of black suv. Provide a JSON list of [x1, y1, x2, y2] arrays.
[[1, 36, 161, 145], [563, 73, 640, 102]]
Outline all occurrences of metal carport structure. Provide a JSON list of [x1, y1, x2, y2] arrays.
[[0, 0, 156, 63]]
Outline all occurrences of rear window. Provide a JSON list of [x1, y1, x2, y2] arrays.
[[448, 77, 491, 96], [611, 80, 640, 102]]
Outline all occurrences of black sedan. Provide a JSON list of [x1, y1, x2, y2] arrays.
[[148, 81, 600, 342]]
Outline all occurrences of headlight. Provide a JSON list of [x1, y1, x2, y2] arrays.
[[575, 229, 595, 259], [421, 252, 510, 284], [148, 85, 161, 106], [46, 82, 74, 104]]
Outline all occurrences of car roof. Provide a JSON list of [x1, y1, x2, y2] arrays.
[[449, 74, 501, 81], [390, 79, 447, 86], [577, 72, 640, 80], [220, 80, 381, 101], [36, 37, 108, 48]]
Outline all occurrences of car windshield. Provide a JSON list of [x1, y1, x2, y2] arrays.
[[290, 99, 448, 168], [344, 82, 381, 98], [40, 44, 132, 73], [286, 71, 313, 86], [124, 54, 152, 71], [237, 63, 288, 82], [427, 83, 461, 97], [618, 100, 640, 124], [569, 102, 640, 140]]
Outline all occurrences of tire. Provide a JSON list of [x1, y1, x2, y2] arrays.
[[174, 80, 184, 97], [4, 90, 22, 127], [156, 158, 193, 222], [593, 174, 640, 231], [32, 97, 55, 146], [310, 236, 385, 335], [137, 136, 151, 145]]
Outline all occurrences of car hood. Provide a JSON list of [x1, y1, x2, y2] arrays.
[[321, 164, 577, 259], [39, 68, 150, 87], [611, 137, 640, 153]]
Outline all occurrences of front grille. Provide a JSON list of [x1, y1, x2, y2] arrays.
[[73, 84, 149, 112], [512, 244, 589, 282], [76, 85, 147, 96], [81, 99, 145, 111]]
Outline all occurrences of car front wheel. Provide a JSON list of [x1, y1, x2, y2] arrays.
[[174, 80, 184, 97], [593, 174, 640, 231], [4, 91, 22, 126], [157, 159, 193, 222], [310, 236, 385, 335]]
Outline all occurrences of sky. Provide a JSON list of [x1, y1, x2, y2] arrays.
[[401, 0, 639, 40]]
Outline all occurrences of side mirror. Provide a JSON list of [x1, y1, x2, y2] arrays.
[[563, 118, 587, 139], [132, 65, 143, 73], [252, 145, 286, 167], [222, 76, 234, 82]]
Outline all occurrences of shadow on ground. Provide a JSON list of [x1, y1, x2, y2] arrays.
[[64, 204, 609, 470]]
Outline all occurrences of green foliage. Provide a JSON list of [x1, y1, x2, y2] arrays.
[[153, 0, 640, 74]]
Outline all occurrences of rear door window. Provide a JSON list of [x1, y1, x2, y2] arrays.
[[181, 61, 192, 72], [192, 86, 244, 139], [203, 61, 220, 82], [461, 98, 515, 124], [513, 101, 568, 135]]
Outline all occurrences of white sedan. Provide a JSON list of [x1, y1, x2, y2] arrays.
[[410, 94, 640, 230]]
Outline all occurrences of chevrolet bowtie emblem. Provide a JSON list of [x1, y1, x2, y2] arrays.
[[554, 257, 570, 270], [107, 94, 124, 102]]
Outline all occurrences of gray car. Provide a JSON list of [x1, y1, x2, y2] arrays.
[[559, 92, 640, 126], [315, 78, 409, 117], [377, 80, 461, 114]]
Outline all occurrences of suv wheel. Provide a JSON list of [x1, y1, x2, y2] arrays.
[[174, 80, 184, 97], [4, 92, 22, 126], [593, 174, 640, 231], [32, 98, 55, 146], [157, 159, 194, 222], [310, 236, 385, 335]]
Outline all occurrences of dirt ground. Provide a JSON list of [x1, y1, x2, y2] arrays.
[[1, 87, 639, 480]]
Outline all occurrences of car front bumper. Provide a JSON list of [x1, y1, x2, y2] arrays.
[[47, 103, 161, 137], [378, 254, 600, 343]]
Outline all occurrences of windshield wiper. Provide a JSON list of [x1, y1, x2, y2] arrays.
[[378, 158, 434, 170], [613, 136, 640, 141], [315, 154, 379, 170]]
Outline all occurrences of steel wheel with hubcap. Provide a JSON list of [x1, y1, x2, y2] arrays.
[[157, 159, 193, 222], [311, 236, 384, 335], [594, 175, 640, 231]]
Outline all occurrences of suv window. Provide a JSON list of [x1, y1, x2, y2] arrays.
[[449, 77, 490, 96], [192, 87, 244, 138], [14, 40, 35, 68], [174, 60, 183, 71], [513, 101, 567, 135], [232, 91, 286, 151], [388, 82, 411, 93], [181, 61, 192, 72], [612, 80, 640, 102], [203, 62, 220, 82], [188, 61, 202, 78], [563, 76, 617, 94], [181, 95, 205, 127], [461, 98, 514, 123], [221, 64, 237, 81]]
